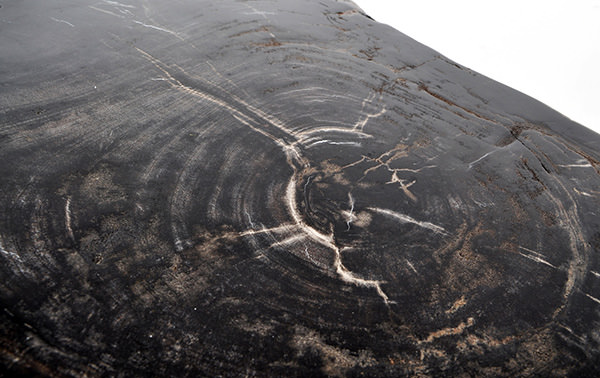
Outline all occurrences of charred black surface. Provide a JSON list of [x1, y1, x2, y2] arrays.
[[1, 0, 600, 376]]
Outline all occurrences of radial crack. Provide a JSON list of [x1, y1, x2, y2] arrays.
[[287, 178, 390, 303]]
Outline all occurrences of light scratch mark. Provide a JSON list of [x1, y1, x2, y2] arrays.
[[557, 324, 587, 344], [585, 293, 600, 305], [517, 246, 557, 269], [89, 5, 124, 18], [305, 139, 331, 148], [270, 234, 307, 248], [297, 127, 371, 142], [305, 140, 362, 149], [50, 17, 75, 27], [119, 8, 134, 16], [65, 197, 75, 241], [468, 150, 495, 169], [328, 141, 362, 146], [368, 207, 447, 234], [574, 187, 594, 197], [240, 224, 292, 237], [244, 10, 275, 16], [132, 20, 184, 40], [103, 0, 136, 8], [518, 246, 546, 258], [559, 163, 593, 168], [405, 259, 418, 274]]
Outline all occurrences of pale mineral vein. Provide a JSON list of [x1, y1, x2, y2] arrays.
[[368, 207, 447, 234]]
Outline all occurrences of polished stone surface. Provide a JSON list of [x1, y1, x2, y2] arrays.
[[1, 0, 600, 376]]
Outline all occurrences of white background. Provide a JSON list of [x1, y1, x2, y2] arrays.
[[354, 0, 600, 135]]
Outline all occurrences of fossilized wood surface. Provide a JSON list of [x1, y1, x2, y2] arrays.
[[1, 0, 600, 376]]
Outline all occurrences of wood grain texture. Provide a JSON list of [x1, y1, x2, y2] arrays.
[[1, 0, 600, 376]]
